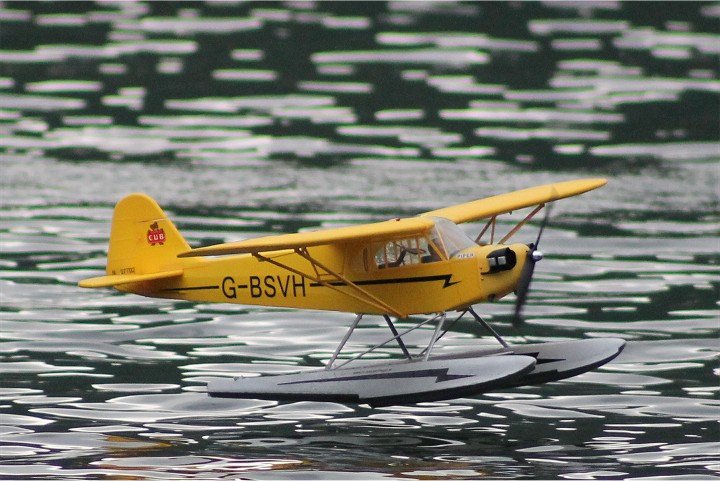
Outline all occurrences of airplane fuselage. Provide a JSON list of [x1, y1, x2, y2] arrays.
[[122, 241, 530, 317]]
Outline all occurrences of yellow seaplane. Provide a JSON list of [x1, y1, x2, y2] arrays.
[[80, 178, 624, 406]]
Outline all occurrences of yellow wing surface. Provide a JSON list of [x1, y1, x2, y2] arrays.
[[179, 178, 606, 258], [421, 177, 607, 224], [179, 217, 435, 257]]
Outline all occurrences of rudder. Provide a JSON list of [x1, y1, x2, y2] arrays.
[[105, 193, 190, 277]]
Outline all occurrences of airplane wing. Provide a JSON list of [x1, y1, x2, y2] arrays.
[[421, 178, 607, 224], [179, 216, 435, 257], [179, 178, 606, 258]]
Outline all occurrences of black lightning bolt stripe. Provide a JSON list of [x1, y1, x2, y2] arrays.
[[278, 368, 472, 386], [310, 274, 459, 289], [161, 274, 460, 293], [161, 285, 218, 292], [524, 352, 566, 365]]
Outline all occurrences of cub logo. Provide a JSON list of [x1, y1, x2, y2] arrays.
[[147, 222, 166, 246]]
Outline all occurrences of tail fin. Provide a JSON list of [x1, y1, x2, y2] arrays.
[[80, 194, 193, 288]]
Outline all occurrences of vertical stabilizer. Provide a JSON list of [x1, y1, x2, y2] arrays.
[[105, 193, 190, 277]]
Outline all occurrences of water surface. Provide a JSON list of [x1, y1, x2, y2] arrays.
[[1, 2, 718, 480]]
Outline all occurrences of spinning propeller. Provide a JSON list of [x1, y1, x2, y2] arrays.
[[513, 203, 552, 328]]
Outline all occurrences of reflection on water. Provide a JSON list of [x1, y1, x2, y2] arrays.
[[1, 2, 718, 480]]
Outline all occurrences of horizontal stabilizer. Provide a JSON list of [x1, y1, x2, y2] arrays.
[[79, 269, 183, 288]]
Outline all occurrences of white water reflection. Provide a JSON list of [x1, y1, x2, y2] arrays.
[[312, 48, 490, 65]]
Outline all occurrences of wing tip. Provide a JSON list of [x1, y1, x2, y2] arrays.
[[552, 177, 608, 199]]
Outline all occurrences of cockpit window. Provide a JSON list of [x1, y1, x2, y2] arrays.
[[354, 218, 475, 272], [429, 217, 476, 258], [374, 236, 437, 269]]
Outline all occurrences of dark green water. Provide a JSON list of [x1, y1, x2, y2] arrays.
[[1, 2, 719, 479]]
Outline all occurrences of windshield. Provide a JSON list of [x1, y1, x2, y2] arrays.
[[429, 217, 476, 258]]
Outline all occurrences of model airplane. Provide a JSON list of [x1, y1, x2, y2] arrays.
[[80, 178, 625, 406]]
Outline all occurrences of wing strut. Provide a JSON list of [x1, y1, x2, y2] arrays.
[[498, 204, 544, 245], [474, 204, 545, 246], [253, 248, 407, 318], [475, 216, 497, 244]]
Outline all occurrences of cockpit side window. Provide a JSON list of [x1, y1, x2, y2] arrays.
[[351, 222, 467, 272], [373, 234, 444, 269]]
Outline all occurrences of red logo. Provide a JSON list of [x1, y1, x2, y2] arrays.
[[147, 222, 166, 246]]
